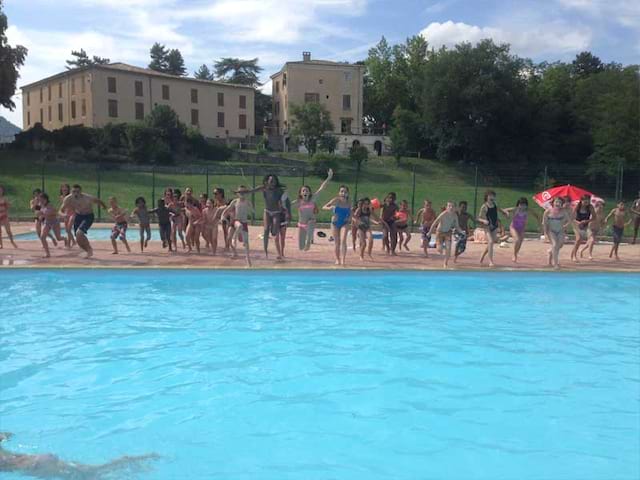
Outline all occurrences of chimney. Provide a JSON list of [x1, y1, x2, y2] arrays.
[[302, 51, 311, 62]]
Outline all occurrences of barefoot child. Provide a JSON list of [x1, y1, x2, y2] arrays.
[[542, 197, 572, 269], [0, 185, 18, 249], [37, 193, 67, 257], [381, 192, 398, 255], [184, 198, 203, 253], [504, 197, 540, 263], [108, 197, 131, 254], [427, 200, 463, 269], [478, 190, 509, 267], [131, 197, 151, 252], [31, 189, 56, 246], [395, 200, 412, 251], [202, 199, 221, 255], [632, 191, 640, 245], [580, 200, 605, 260], [323, 185, 352, 266], [59, 183, 75, 247], [604, 202, 631, 261], [221, 186, 254, 266], [416, 199, 437, 257], [570, 195, 595, 263], [150, 198, 173, 251], [353, 197, 380, 260], [292, 169, 333, 251]]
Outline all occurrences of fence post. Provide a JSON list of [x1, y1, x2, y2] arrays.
[[620, 161, 624, 201], [96, 164, 102, 221], [41, 158, 45, 193], [251, 167, 256, 225], [206, 166, 210, 195], [302, 166, 305, 187], [151, 166, 156, 203], [543, 165, 548, 191], [473, 165, 479, 218], [410, 165, 416, 219], [354, 161, 361, 205]]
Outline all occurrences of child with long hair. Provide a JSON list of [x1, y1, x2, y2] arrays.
[[478, 190, 508, 267], [0, 185, 18, 249], [580, 200, 605, 260], [504, 197, 540, 263], [395, 200, 412, 251], [323, 185, 352, 266], [381, 192, 398, 255], [570, 195, 595, 263], [292, 169, 333, 251], [38, 193, 67, 257], [542, 197, 572, 269], [150, 198, 173, 252], [132, 196, 151, 252], [353, 197, 380, 261], [260, 174, 286, 260], [169, 189, 186, 250], [213, 187, 231, 251]]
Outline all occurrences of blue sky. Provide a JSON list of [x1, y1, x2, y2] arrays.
[[2, 0, 639, 127]]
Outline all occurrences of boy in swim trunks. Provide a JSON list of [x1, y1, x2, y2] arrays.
[[604, 202, 631, 261], [108, 197, 131, 254], [221, 186, 255, 266], [381, 192, 399, 255], [150, 198, 173, 252], [428, 201, 463, 269], [0, 185, 18, 249], [131, 196, 151, 252], [416, 199, 437, 257]]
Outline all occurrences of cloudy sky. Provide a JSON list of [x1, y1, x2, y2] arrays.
[[2, 0, 639, 128]]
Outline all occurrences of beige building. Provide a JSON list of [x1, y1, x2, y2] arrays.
[[21, 63, 255, 139], [270, 52, 364, 136]]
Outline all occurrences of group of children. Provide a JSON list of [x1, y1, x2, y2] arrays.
[[0, 180, 638, 269]]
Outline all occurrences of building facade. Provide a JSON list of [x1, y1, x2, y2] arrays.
[[21, 63, 255, 139], [270, 52, 364, 137]]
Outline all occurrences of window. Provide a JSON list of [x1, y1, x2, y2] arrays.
[[107, 77, 116, 93], [26, 92, 30, 107], [341, 118, 352, 134], [81, 78, 86, 93], [71, 101, 76, 119], [135, 102, 144, 120], [58, 83, 62, 98], [191, 109, 199, 126], [135, 80, 143, 97], [275, 81, 279, 93], [239, 95, 246, 109], [47, 85, 51, 101], [108, 99, 118, 118], [81, 99, 87, 117], [217, 111, 225, 128], [274, 101, 280, 116], [191, 89, 198, 104], [342, 94, 351, 110], [283, 73, 287, 86], [239, 114, 247, 130], [162, 84, 170, 100], [48, 105, 52, 122], [304, 93, 319, 103], [319, 79, 323, 84], [39, 88, 43, 103], [217, 92, 224, 107], [27, 111, 30, 125], [39, 108, 43, 123], [58, 103, 63, 122], [71, 79, 76, 95]]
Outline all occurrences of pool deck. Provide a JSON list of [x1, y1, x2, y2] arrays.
[[2, 222, 639, 271]]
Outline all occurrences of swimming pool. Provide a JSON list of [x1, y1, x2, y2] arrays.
[[16, 227, 164, 241], [1, 271, 638, 479]]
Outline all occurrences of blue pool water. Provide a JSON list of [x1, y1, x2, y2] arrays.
[[0, 271, 638, 480], [16, 227, 163, 242]]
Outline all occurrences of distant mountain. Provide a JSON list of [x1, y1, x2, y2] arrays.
[[0, 116, 21, 143]]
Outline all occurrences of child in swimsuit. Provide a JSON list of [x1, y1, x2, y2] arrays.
[[292, 169, 333, 251], [132, 196, 151, 252], [59, 183, 75, 247], [169, 190, 186, 250], [37, 193, 67, 257], [221, 185, 255, 266], [580, 200, 605, 260], [323, 185, 352, 266], [381, 192, 398, 255], [150, 198, 173, 252], [353, 197, 380, 261], [416, 199, 437, 257], [213, 188, 232, 251], [202, 199, 221, 255], [542, 197, 571, 269], [504, 197, 540, 263], [0, 185, 18, 249], [570, 194, 595, 263], [604, 202, 631, 261], [478, 190, 508, 267], [395, 200, 412, 251], [632, 191, 640, 245], [184, 197, 204, 253], [108, 197, 131, 254], [427, 200, 463, 269]]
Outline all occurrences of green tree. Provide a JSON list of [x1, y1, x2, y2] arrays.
[[254, 90, 272, 135], [214, 57, 262, 86], [148, 42, 169, 73], [194, 64, 213, 80], [571, 51, 603, 78], [0, 0, 27, 110], [319, 134, 338, 154], [144, 104, 186, 152], [65, 49, 110, 69], [290, 102, 334, 156], [166, 48, 186, 76]]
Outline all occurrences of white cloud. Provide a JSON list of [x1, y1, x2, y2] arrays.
[[420, 20, 592, 57], [557, 0, 640, 27]]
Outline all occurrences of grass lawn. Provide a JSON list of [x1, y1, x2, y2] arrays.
[[0, 150, 632, 234]]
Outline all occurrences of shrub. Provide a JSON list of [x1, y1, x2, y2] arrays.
[[51, 125, 97, 151], [319, 135, 338, 154], [185, 128, 232, 161], [125, 124, 170, 164], [310, 153, 339, 178], [349, 144, 369, 169]]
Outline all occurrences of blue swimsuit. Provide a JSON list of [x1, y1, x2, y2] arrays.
[[333, 205, 351, 229]]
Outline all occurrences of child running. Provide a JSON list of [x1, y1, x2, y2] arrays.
[[184, 197, 203, 253], [542, 197, 572, 269], [221, 185, 254, 266], [381, 192, 399, 255], [580, 200, 605, 260], [353, 197, 380, 260], [131, 196, 151, 252], [150, 198, 173, 252], [632, 190, 640, 244], [292, 169, 333, 251], [427, 200, 463, 269], [570, 194, 595, 263], [59, 183, 75, 247], [169, 189, 186, 250], [323, 185, 352, 266], [108, 197, 131, 254], [213, 187, 232, 251], [202, 198, 221, 255], [0, 185, 18, 249], [478, 190, 508, 267], [504, 197, 540, 263], [416, 199, 437, 257], [37, 193, 67, 257], [604, 202, 631, 261], [395, 200, 412, 251]]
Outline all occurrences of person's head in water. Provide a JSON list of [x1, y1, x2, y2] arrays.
[[459, 200, 468, 213], [135, 196, 146, 209], [484, 190, 496, 205], [71, 185, 82, 199], [298, 185, 312, 201], [60, 184, 70, 196], [338, 185, 349, 200]]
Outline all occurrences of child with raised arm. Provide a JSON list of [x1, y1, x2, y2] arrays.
[[0, 185, 18, 249], [395, 200, 412, 251], [131, 196, 151, 252], [542, 197, 572, 270], [221, 185, 254, 266], [150, 198, 173, 252], [37, 193, 67, 257], [108, 197, 131, 254], [353, 197, 380, 260], [604, 202, 631, 261], [415, 199, 437, 257], [427, 200, 463, 269], [580, 200, 605, 260], [477, 190, 509, 267], [292, 169, 333, 251], [323, 185, 352, 266], [504, 197, 540, 263]]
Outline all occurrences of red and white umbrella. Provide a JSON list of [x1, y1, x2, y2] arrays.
[[533, 185, 604, 210]]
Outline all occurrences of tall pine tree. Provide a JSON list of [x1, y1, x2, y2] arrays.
[[149, 42, 169, 73], [65, 49, 110, 69], [194, 64, 213, 80], [166, 49, 186, 76]]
